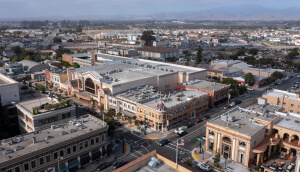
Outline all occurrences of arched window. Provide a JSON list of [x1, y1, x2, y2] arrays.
[[223, 137, 231, 144], [85, 78, 95, 94], [144, 110, 148, 116], [173, 110, 177, 115], [239, 141, 246, 146]]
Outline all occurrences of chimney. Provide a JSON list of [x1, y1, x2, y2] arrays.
[[91, 54, 97, 65], [32, 137, 36, 144]]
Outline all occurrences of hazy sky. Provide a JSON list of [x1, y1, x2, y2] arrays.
[[1, 0, 300, 19]]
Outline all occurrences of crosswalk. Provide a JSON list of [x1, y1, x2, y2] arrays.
[[154, 140, 192, 163], [129, 150, 144, 158], [127, 139, 150, 148]]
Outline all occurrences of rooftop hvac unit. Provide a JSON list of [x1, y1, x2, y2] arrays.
[[221, 115, 228, 121], [228, 116, 235, 122]]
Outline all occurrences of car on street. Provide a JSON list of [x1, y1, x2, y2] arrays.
[[247, 87, 254, 91], [235, 100, 242, 105], [202, 136, 206, 140], [113, 161, 128, 169], [158, 139, 169, 146], [297, 75, 300, 78], [114, 121, 122, 126], [197, 162, 212, 171], [186, 122, 194, 128], [90, 110, 97, 115], [174, 128, 185, 134], [203, 115, 210, 120], [97, 162, 112, 171], [194, 118, 202, 124], [78, 105, 84, 109], [224, 104, 231, 110]]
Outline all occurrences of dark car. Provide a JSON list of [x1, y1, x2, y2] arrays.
[[224, 104, 231, 110], [186, 122, 194, 128], [114, 121, 122, 126], [90, 110, 97, 115], [158, 139, 169, 146], [97, 162, 112, 171], [113, 161, 128, 169], [194, 118, 202, 124], [235, 100, 242, 105], [203, 115, 210, 120]]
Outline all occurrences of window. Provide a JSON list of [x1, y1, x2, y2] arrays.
[[239, 141, 246, 146], [298, 105, 300, 108], [79, 143, 83, 150], [54, 152, 58, 159], [40, 157, 44, 165], [15, 167, 20, 172], [60, 150, 64, 157], [254, 141, 256, 146], [31, 160, 36, 168], [290, 110, 294, 113], [46, 155, 50, 162], [24, 163, 29, 171], [265, 129, 269, 133], [85, 141, 88, 148], [91, 138, 94, 145], [291, 104, 294, 107], [144, 110, 148, 115], [159, 115, 162, 120], [283, 102, 286, 105], [73, 145, 77, 152], [102, 134, 105, 141], [7, 169, 12, 172], [209, 130, 215, 136], [67, 147, 71, 154], [278, 101, 281, 104]]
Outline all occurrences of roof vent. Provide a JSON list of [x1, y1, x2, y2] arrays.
[[14, 146, 24, 151], [69, 129, 77, 133], [3, 149, 14, 155], [45, 136, 54, 140], [60, 131, 69, 136]]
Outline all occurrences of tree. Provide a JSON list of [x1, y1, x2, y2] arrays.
[[196, 46, 203, 63], [245, 73, 255, 86], [140, 30, 156, 46], [185, 58, 190, 66], [166, 56, 176, 62], [21, 85, 28, 90], [12, 56, 19, 62], [184, 158, 193, 166], [117, 112, 121, 120], [67, 39, 73, 42], [268, 71, 284, 82], [73, 62, 80, 68], [55, 47, 71, 59], [134, 120, 139, 126], [249, 48, 258, 55], [288, 48, 299, 59], [53, 37, 62, 43], [45, 104, 52, 111], [75, 25, 82, 32], [104, 117, 115, 136], [24, 55, 33, 60], [11, 46, 22, 55], [214, 152, 220, 167], [128, 117, 132, 126], [64, 91, 68, 96]]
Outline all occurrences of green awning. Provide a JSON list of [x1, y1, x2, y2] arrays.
[[68, 160, 79, 169], [55, 165, 67, 172]]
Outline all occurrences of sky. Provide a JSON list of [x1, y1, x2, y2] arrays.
[[0, 0, 300, 19]]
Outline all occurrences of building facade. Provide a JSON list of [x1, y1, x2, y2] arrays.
[[0, 115, 108, 172]]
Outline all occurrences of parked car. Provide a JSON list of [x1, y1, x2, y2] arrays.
[[235, 100, 242, 105], [158, 139, 169, 146], [202, 136, 206, 140], [194, 118, 202, 124], [297, 75, 300, 78], [247, 87, 254, 91], [90, 110, 97, 115], [203, 115, 210, 120], [224, 104, 231, 110], [197, 162, 212, 171], [78, 105, 84, 109], [113, 161, 128, 169], [97, 162, 112, 171], [114, 121, 122, 126], [174, 128, 185, 135], [230, 102, 236, 107], [186, 123, 194, 128]]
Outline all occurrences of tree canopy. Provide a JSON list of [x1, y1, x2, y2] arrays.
[[245, 73, 255, 86], [248, 48, 258, 55], [140, 30, 156, 46], [53, 37, 62, 43], [196, 46, 203, 63]]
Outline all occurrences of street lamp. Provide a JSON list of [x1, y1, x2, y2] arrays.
[[57, 156, 64, 172]]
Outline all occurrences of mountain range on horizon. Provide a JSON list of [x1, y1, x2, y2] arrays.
[[1, 4, 300, 21]]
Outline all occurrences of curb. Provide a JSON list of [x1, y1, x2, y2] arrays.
[[118, 142, 131, 160], [192, 148, 200, 161]]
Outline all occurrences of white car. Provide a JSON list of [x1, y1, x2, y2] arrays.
[[197, 162, 212, 171], [174, 128, 185, 135], [297, 75, 300, 78], [78, 105, 84, 109]]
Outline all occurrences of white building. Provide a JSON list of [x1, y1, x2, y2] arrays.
[[0, 73, 20, 106]]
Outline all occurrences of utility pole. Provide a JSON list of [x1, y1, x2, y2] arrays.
[[176, 139, 178, 168]]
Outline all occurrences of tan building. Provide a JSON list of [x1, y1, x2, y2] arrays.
[[114, 85, 209, 130], [0, 115, 108, 172], [206, 97, 300, 169], [67, 59, 206, 112], [262, 89, 300, 114]]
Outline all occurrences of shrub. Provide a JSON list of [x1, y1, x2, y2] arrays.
[[21, 85, 28, 90]]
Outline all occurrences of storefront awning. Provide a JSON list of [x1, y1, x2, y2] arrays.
[[68, 160, 79, 169], [55, 165, 67, 172]]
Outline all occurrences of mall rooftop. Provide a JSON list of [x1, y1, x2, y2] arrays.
[[179, 79, 230, 91], [0, 115, 107, 164], [117, 85, 209, 110]]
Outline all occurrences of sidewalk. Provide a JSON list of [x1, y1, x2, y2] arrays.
[[76, 139, 131, 172]]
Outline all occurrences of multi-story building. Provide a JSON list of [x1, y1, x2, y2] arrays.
[[68, 59, 206, 111], [62, 53, 100, 67], [113, 85, 209, 130], [0, 73, 20, 107], [137, 47, 180, 59], [205, 95, 300, 169], [177, 79, 230, 108], [262, 89, 300, 114], [15, 96, 76, 133], [0, 115, 108, 172], [3, 63, 24, 78]]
